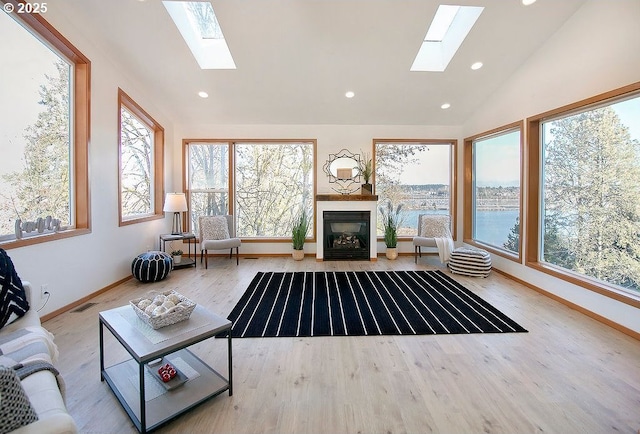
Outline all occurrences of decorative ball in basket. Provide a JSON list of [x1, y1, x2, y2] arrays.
[[130, 290, 196, 329]]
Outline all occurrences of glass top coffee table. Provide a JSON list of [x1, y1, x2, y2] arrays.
[[99, 304, 232, 433]]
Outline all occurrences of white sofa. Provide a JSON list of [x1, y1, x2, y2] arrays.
[[0, 282, 77, 434]]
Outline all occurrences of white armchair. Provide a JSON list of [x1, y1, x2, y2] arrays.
[[199, 215, 241, 268], [413, 214, 454, 264]]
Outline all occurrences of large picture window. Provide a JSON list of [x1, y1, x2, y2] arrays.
[[185, 140, 315, 240], [528, 83, 640, 299], [235, 142, 314, 238], [464, 123, 522, 258], [0, 2, 90, 247], [374, 140, 456, 237], [118, 89, 164, 225]]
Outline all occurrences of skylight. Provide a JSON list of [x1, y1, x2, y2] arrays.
[[411, 5, 484, 72], [163, 1, 236, 70]]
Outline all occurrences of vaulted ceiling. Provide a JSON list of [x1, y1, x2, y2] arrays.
[[57, 0, 586, 125]]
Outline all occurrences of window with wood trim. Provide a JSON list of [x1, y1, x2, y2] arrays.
[[464, 122, 523, 260], [118, 89, 164, 225], [0, 1, 90, 247], [184, 140, 316, 240], [374, 140, 457, 238], [527, 82, 640, 302]]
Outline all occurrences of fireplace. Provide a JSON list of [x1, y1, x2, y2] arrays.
[[323, 211, 370, 260]]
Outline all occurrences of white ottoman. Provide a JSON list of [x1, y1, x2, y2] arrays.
[[448, 247, 491, 278]]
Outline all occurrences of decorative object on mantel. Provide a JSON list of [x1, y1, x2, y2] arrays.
[[379, 199, 405, 260], [359, 152, 373, 195], [322, 149, 362, 194], [14, 216, 63, 240], [291, 210, 310, 260]]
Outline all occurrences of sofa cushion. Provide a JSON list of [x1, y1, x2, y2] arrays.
[[0, 366, 38, 434], [0, 249, 30, 330]]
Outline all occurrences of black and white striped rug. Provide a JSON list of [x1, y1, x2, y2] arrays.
[[227, 270, 527, 337]]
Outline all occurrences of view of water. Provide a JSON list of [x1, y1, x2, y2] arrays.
[[399, 209, 519, 248]]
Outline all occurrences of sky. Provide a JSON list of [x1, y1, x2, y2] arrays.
[[0, 10, 61, 176], [475, 130, 521, 187], [396, 144, 451, 185]]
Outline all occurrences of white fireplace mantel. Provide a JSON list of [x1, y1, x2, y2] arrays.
[[316, 195, 378, 261]]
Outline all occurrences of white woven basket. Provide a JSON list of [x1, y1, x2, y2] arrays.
[[130, 290, 196, 329]]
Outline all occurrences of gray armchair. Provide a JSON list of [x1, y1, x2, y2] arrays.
[[199, 215, 241, 268], [413, 214, 453, 263]]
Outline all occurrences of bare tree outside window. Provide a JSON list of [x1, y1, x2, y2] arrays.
[[186, 2, 223, 39], [235, 142, 314, 238], [120, 108, 153, 218], [188, 143, 229, 235]]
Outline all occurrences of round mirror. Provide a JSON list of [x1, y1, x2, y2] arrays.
[[329, 157, 358, 179]]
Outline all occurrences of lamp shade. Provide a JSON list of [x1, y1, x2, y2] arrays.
[[163, 193, 188, 212]]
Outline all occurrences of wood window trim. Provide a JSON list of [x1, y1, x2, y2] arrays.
[[117, 88, 164, 226], [1, 0, 91, 249], [463, 121, 524, 263], [373, 138, 458, 242], [526, 81, 640, 308]]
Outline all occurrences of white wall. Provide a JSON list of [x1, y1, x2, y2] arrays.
[[461, 0, 640, 333], [6, 8, 175, 317], [174, 123, 461, 256]]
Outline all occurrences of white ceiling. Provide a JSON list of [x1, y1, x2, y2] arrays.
[[59, 0, 586, 126]]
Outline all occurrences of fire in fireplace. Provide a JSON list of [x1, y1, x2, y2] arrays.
[[323, 211, 370, 260]]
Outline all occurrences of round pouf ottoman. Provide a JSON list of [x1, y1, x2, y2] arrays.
[[131, 251, 172, 283], [448, 247, 492, 278]]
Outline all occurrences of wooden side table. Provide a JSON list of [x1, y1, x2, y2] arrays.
[[159, 233, 196, 269]]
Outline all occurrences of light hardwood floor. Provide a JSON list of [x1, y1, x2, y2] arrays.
[[43, 256, 640, 434]]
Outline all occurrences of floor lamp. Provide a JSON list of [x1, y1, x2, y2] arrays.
[[163, 193, 188, 235]]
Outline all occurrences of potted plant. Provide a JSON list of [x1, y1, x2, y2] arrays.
[[291, 211, 310, 261], [171, 249, 183, 264], [379, 200, 404, 260], [359, 153, 373, 195]]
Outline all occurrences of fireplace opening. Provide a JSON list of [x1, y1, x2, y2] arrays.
[[323, 211, 370, 260]]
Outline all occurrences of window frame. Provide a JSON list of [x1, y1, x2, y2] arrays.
[[526, 82, 640, 308], [0, 0, 91, 249], [117, 88, 164, 226], [373, 138, 458, 241], [183, 139, 317, 243], [463, 121, 524, 262]]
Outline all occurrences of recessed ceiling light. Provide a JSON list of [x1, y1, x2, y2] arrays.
[[198, 91, 209, 98], [471, 62, 483, 70], [522, 0, 537, 5], [441, 103, 451, 109], [345, 91, 355, 98]]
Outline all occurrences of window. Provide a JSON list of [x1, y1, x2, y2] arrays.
[[185, 141, 230, 235], [235, 142, 314, 238], [0, 2, 90, 247], [374, 140, 456, 237], [528, 83, 640, 301], [118, 89, 164, 225], [185, 140, 316, 240], [464, 123, 522, 259]]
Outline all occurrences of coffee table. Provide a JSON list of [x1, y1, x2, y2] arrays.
[[99, 304, 232, 433]]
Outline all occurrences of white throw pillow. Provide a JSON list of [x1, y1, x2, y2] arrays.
[[420, 215, 451, 238], [201, 216, 230, 240]]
